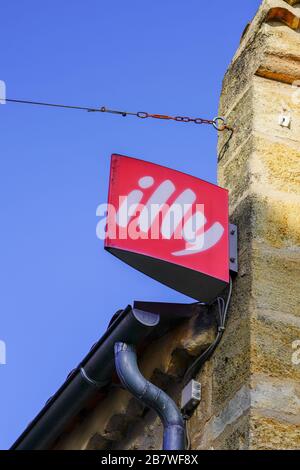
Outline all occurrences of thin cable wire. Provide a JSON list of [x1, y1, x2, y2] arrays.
[[184, 417, 191, 450], [4, 98, 231, 131], [183, 277, 233, 386], [4, 98, 98, 112], [222, 277, 233, 326], [218, 127, 234, 160], [216, 296, 225, 327]]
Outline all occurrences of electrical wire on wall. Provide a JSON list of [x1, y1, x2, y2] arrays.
[[182, 278, 233, 450], [183, 277, 233, 386]]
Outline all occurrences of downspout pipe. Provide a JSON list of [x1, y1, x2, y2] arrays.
[[114, 342, 185, 450]]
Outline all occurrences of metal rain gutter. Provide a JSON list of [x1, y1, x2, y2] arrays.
[[11, 301, 205, 450], [11, 307, 159, 450]]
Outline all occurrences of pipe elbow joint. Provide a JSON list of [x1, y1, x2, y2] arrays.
[[114, 342, 185, 450]]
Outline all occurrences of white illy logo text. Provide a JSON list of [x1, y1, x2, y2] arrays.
[[96, 176, 224, 256]]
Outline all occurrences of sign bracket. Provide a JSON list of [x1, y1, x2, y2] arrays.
[[229, 224, 238, 274]]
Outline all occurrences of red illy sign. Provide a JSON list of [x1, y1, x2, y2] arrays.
[[105, 154, 229, 303]]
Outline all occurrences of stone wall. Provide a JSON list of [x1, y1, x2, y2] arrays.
[[57, 0, 300, 450], [200, 0, 300, 450]]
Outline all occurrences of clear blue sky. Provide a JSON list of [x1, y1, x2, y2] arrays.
[[0, 0, 261, 449]]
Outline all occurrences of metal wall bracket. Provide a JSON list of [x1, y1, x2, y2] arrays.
[[229, 224, 238, 274]]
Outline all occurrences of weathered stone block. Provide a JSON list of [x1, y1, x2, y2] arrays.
[[211, 319, 251, 415], [252, 242, 300, 315], [219, 27, 267, 118], [283, 1, 300, 6], [218, 136, 253, 207], [250, 414, 300, 449], [254, 135, 300, 195], [251, 374, 300, 424], [218, 85, 254, 162], [253, 76, 300, 141], [212, 413, 250, 450], [192, 390, 251, 450], [251, 313, 300, 380]]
